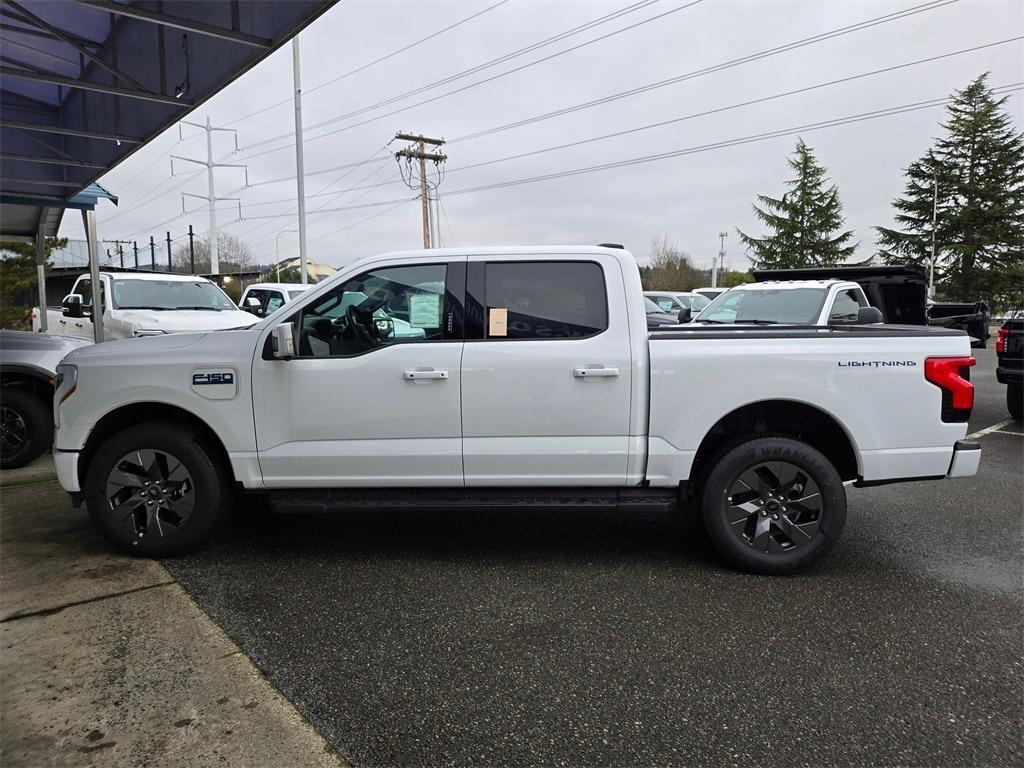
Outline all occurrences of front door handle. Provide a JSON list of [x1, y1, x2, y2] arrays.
[[403, 369, 449, 380], [574, 367, 619, 378]]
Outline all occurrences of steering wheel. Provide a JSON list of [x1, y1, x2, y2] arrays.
[[346, 303, 382, 349]]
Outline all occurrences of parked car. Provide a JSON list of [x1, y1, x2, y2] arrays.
[[693, 287, 726, 302], [32, 272, 260, 340], [692, 280, 879, 326], [996, 317, 1023, 420], [1, 330, 91, 468], [239, 282, 314, 318], [644, 296, 683, 329], [52, 245, 980, 574], [644, 291, 712, 321]]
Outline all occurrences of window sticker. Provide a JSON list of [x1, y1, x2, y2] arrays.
[[409, 292, 442, 328], [489, 307, 508, 337]]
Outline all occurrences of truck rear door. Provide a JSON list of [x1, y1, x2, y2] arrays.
[[460, 254, 633, 486]]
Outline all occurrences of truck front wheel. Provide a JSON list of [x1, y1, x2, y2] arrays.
[[84, 422, 231, 556], [700, 436, 846, 574], [1, 387, 52, 469]]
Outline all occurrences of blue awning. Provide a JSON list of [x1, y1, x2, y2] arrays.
[[0, 0, 336, 240]]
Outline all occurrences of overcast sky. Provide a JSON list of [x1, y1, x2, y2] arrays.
[[61, 0, 1023, 271]]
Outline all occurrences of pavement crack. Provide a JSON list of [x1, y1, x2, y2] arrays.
[[0, 580, 176, 623]]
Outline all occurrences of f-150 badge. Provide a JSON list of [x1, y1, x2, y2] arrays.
[[190, 368, 238, 400], [192, 372, 235, 385]]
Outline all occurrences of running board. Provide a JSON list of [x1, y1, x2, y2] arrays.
[[268, 487, 681, 515]]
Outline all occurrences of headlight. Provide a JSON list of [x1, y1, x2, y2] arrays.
[[54, 364, 77, 428], [133, 329, 166, 337]]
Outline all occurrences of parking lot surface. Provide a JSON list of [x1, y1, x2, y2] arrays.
[[155, 345, 1019, 766]]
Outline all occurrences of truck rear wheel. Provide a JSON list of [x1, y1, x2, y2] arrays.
[[84, 422, 231, 557], [700, 436, 846, 574], [1, 387, 52, 469], [1008, 383, 1023, 421]]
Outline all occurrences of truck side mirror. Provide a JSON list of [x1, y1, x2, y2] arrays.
[[677, 307, 692, 324], [271, 323, 295, 359], [858, 306, 883, 324], [62, 294, 84, 318], [244, 296, 262, 315]]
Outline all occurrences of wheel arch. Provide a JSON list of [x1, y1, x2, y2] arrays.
[[1, 365, 55, 404], [79, 402, 235, 489], [690, 399, 860, 490]]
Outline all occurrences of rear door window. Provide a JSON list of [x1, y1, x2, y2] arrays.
[[472, 261, 608, 339]]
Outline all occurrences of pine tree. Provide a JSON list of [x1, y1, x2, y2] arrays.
[[876, 74, 1024, 304], [738, 139, 857, 269]]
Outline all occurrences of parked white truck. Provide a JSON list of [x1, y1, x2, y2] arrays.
[[52, 246, 980, 573], [33, 271, 259, 340]]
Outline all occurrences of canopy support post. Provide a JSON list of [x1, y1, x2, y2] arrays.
[[35, 224, 47, 332], [81, 208, 104, 343]]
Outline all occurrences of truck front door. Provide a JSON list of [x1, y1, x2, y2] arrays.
[[252, 257, 466, 487], [460, 255, 633, 486]]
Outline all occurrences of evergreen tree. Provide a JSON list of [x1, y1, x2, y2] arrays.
[[738, 139, 857, 269], [877, 74, 1024, 304]]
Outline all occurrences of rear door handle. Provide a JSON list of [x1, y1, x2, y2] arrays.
[[403, 369, 449, 380], [574, 367, 619, 378]]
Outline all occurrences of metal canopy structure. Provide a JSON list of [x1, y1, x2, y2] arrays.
[[0, 0, 337, 341]]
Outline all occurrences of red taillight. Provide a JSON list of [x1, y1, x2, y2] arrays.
[[996, 328, 1008, 354], [925, 356, 976, 419]]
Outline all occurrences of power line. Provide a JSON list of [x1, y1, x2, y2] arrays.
[[234, 0, 702, 160], [436, 84, 1023, 198], [444, 35, 1024, 175], [448, 0, 961, 143], [236, 0, 956, 162]]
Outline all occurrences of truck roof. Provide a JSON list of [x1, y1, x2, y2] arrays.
[[374, 245, 634, 260], [89, 271, 215, 283], [728, 279, 858, 291]]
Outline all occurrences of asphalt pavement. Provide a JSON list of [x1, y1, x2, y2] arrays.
[[163, 345, 1023, 767]]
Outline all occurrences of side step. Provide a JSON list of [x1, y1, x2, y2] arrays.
[[268, 487, 681, 515]]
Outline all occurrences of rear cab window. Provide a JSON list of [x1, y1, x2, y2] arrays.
[[466, 261, 608, 340]]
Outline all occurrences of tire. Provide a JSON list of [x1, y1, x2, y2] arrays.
[[84, 421, 231, 556], [700, 436, 846, 574], [1008, 383, 1023, 421], [1, 387, 52, 469]]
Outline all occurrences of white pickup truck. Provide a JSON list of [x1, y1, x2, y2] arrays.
[[52, 246, 981, 573], [692, 279, 877, 326], [33, 271, 259, 340]]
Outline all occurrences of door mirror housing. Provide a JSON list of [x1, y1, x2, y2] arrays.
[[271, 323, 295, 359], [244, 296, 262, 311], [62, 294, 84, 318], [677, 307, 692, 324], [857, 306, 884, 324]]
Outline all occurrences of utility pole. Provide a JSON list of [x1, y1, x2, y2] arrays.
[[133, 241, 138, 269], [929, 174, 938, 299], [149, 235, 156, 270], [188, 225, 195, 274], [292, 37, 309, 284], [118, 242, 124, 269], [395, 132, 447, 248], [713, 230, 728, 288], [166, 231, 173, 271], [172, 118, 247, 275]]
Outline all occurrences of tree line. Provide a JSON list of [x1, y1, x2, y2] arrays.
[[644, 74, 1024, 307]]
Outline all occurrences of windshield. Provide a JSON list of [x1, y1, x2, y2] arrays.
[[643, 297, 665, 314], [695, 287, 827, 324], [689, 294, 711, 311], [111, 279, 237, 311]]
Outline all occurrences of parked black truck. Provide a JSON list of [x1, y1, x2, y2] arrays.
[[996, 317, 1023, 421]]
